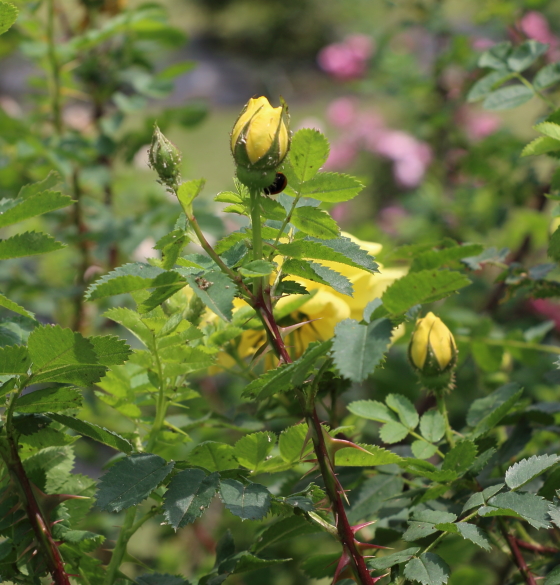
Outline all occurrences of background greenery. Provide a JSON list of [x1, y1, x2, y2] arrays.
[[1, 0, 560, 584]]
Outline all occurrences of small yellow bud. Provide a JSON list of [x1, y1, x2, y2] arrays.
[[409, 312, 457, 381], [231, 96, 290, 188]]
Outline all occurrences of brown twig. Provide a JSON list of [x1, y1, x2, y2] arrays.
[[499, 520, 537, 585]]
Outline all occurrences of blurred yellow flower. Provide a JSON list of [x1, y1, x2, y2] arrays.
[[220, 235, 407, 368]]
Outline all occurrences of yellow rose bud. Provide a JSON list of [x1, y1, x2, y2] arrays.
[[409, 312, 457, 385], [231, 96, 290, 188]]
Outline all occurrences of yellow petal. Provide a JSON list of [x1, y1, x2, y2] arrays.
[[230, 96, 269, 152], [246, 104, 284, 164], [429, 316, 454, 369], [410, 312, 437, 369]]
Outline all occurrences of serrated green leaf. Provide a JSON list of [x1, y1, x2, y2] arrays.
[[0, 344, 30, 373], [88, 335, 131, 366], [467, 70, 512, 102], [534, 121, 560, 141], [18, 171, 61, 198], [96, 453, 174, 512], [505, 454, 560, 490], [177, 179, 205, 214], [0, 1, 18, 36], [404, 553, 450, 585], [252, 515, 318, 554], [442, 440, 477, 476], [219, 479, 271, 520], [481, 491, 551, 529], [483, 85, 534, 110], [332, 318, 393, 382], [411, 440, 438, 459], [104, 307, 154, 348], [478, 41, 512, 69], [291, 206, 339, 239], [467, 383, 524, 437], [242, 363, 296, 400], [381, 270, 470, 315], [27, 325, 107, 385], [334, 443, 403, 466], [549, 226, 560, 261], [235, 431, 276, 472], [0, 191, 72, 228], [544, 566, 560, 585], [0, 292, 35, 319], [238, 260, 275, 278], [47, 413, 132, 454], [368, 547, 420, 571], [14, 387, 82, 413], [348, 474, 404, 524], [410, 244, 484, 272], [259, 197, 286, 221], [379, 420, 409, 444], [386, 394, 419, 429], [419, 410, 445, 443], [290, 172, 363, 203], [163, 469, 219, 529], [522, 135, 560, 157], [214, 191, 242, 204], [534, 62, 560, 90], [0, 231, 65, 259], [403, 521, 439, 541], [279, 423, 307, 462], [137, 271, 187, 313], [185, 271, 236, 322], [187, 441, 238, 471], [86, 263, 164, 300], [456, 523, 492, 551], [347, 399, 398, 423], [276, 237, 378, 273], [282, 258, 353, 296], [289, 128, 330, 182], [301, 553, 339, 578], [507, 40, 548, 72]]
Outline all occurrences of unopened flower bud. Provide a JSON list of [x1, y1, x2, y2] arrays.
[[149, 125, 182, 190], [231, 96, 290, 188], [409, 312, 457, 391]]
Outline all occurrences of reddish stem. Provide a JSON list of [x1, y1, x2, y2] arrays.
[[255, 287, 374, 584], [515, 539, 558, 555], [3, 434, 71, 585], [500, 522, 537, 585]]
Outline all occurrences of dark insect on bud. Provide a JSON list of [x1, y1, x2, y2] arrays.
[[263, 172, 288, 195]]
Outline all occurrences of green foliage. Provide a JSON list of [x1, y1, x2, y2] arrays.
[[0, 0, 17, 35]]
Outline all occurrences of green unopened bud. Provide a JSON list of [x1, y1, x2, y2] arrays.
[[149, 125, 182, 190], [409, 312, 457, 391], [231, 96, 290, 188]]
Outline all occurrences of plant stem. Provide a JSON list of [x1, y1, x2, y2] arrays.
[[46, 0, 62, 134], [514, 73, 557, 109], [435, 393, 455, 449], [146, 339, 167, 452], [250, 187, 265, 298], [498, 518, 537, 585], [103, 507, 137, 585], [0, 385, 71, 585]]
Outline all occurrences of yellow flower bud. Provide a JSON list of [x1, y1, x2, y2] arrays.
[[231, 96, 290, 188], [409, 312, 457, 378]]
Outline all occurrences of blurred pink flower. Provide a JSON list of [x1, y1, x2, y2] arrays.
[[327, 97, 358, 128], [368, 130, 432, 188], [520, 11, 560, 62], [471, 38, 496, 51], [378, 205, 408, 236], [318, 34, 375, 81], [457, 106, 501, 141], [330, 203, 350, 223], [324, 139, 359, 170], [528, 299, 560, 331]]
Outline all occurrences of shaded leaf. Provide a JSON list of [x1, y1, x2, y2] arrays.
[[505, 454, 560, 491], [185, 271, 236, 322], [291, 206, 339, 239], [282, 259, 352, 296], [96, 453, 174, 512], [403, 553, 450, 585], [14, 387, 82, 413], [187, 441, 238, 472], [0, 231, 65, 259], [163, 469, 219, 529], [219, 479, 271, 520], [483, 85, 534, 110]]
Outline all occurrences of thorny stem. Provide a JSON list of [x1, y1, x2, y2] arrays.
[[498, 518, 537, 585], [0, 387, 71, 585], [190, 182, 375, 584]]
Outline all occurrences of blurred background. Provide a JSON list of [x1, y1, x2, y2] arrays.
[[1, 0, 560, 583]]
